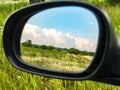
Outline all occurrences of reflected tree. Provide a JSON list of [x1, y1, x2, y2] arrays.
[[68, 48, 80, 55], [22, 40, 32, 47]]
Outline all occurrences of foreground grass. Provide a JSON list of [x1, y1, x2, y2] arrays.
[[0, 1, 120, 90], [103, 5, 120, 37]]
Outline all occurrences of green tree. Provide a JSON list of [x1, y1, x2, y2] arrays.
[[22, 40, 32, 47], [40, 45, 47, 49], [47, 45, 54, 50], [32, 44, 40, 48], [68, 48, 80, 55]]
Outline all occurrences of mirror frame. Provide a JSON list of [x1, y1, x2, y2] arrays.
[[21, 5, 100, 73], [3, 1, 120, 85]]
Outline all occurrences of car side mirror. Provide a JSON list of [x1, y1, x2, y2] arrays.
[[3, 1, 120, 86]]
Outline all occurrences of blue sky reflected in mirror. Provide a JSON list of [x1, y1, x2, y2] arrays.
[[22, 6, 99, 52]]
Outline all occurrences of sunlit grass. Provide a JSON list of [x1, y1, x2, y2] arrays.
[[21, 45, 93, 72], [22, 54, 92, 72], [103, 5, 120, 37]]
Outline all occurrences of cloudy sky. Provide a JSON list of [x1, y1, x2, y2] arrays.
[[21, 6, 99, 52], [21, 24, 98, 52]]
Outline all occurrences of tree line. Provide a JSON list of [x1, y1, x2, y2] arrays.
[[22, 40, 94, 56]]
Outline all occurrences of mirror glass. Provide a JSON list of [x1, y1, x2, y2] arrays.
[[20, 6, 99, 72]]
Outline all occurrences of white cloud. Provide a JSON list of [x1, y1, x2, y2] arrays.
[[21, 24, 97, 52], [75, 38, 97, 52]]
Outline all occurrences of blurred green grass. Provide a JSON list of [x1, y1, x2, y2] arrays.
[[0, 1, 120, 89]]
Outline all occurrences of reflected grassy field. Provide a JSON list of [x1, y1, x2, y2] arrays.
[[21, 46, 93, 72]]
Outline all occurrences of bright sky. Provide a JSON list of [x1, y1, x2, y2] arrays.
[[21, 6, 99, 52]]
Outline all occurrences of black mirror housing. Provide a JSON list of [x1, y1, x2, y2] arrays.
[[3, 1, 120, 86]]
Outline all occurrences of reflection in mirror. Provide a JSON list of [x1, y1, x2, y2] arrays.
[[20, 6, 99, 72]]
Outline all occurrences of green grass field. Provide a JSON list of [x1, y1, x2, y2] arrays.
[[21, 45, 93, 72], [0, 1, 120, 90]]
